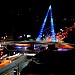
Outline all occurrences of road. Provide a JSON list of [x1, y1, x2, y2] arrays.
[[55, 43, 74, 49], [0, 53, 23, 68], [0, 59, 11, 68]]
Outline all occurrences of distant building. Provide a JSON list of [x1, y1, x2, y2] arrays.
[[1, 34, 14, 41]]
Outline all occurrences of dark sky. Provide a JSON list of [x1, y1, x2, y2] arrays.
[[0, 0, 75, 37]]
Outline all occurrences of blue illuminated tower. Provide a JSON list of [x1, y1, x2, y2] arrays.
[[49, 5, 56, 42], [36, 6, 50, 41], [36, 5, 56, 42]]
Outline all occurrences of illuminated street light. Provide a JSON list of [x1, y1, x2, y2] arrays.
[[20, 36, 22, 38], [6, 35, 7, 37], [1, 37, 3, 39], [60, 29, 63, 32], [24, 34, 25, 37], [4, 37, 5, 40]]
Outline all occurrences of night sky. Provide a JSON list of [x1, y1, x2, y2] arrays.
[[0, 0, 75, 37]]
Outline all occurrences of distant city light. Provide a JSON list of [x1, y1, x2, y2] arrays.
[[27, 35, 31, 38], [65, 27, 67, 29], [1, 37, 3, 39], [60, 29, 63, 32], [0, 44, 1, 47], [64, 18, 66, 20], [4, 37, 5, 40], [24, 34, 25, 36], [6, 35, 7, 37], [43, 34, 44, 36], [18, 13, 19, 15], [18, 36, 22, 39], [13, 52, 16, 54], [20, 36, 22, 38]]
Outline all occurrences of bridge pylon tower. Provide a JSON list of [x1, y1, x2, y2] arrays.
[[36, 5, 56, 42]]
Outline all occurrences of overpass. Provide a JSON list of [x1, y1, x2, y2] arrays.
[[0, 54, 31, 75]]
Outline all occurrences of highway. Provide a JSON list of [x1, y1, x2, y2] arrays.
[[0, 41, 75, 75], [0, 51, 35, 75], [0, 59, 11, 68], [0, 53, 23, 68], [55, 43, 74, 49]]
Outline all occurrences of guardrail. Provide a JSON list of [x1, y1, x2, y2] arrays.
[[0, 55, 31, 75]]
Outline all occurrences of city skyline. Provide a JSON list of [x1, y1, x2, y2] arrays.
[[0, 0, 75, 37]]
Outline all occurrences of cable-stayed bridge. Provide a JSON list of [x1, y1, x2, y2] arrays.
[[36, 5, 75, 43], [36, 5, 56, 42]]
